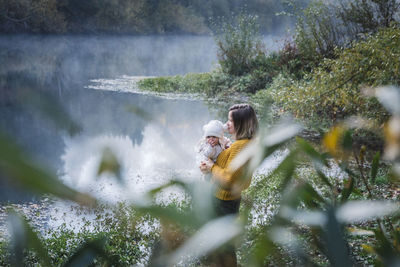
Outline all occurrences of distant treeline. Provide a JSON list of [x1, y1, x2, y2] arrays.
[[0, 0, 293, 35]]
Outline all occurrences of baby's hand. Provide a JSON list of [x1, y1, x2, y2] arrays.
[[199, 159, 213, 173], [220, 136, 232, 149]]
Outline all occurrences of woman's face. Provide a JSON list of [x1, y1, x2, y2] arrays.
[[227, 111, 235, 135]]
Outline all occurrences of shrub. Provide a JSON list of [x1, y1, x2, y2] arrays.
[[213, 13, 266, 76], [338, 0, 400, 34], [270, 26, 400, 126], [293, 0, 400, 64], [293, 0, 348, 62]]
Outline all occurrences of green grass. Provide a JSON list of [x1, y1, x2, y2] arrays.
[[137, 73, 213, 94]]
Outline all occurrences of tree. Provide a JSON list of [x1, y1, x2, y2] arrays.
[[214, 13, 265, 76], [339, 0, 400, 34], [0, 0, 66, 33]]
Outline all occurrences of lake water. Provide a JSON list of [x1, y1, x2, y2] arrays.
[[0, 35, 229, 203]]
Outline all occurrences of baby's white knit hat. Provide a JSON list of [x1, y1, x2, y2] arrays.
[[203, 120, 224, 139]]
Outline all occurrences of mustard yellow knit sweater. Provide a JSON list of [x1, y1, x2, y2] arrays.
[[211, 139, 252, 200]]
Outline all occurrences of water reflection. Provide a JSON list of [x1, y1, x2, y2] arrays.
[[62, 107, 210, 203]]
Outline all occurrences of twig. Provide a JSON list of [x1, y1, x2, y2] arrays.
[[2, 14, 31, 23], [319, 71, 359, 98]]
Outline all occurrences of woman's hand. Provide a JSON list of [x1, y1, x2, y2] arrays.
[[199, 159, 214, 173]]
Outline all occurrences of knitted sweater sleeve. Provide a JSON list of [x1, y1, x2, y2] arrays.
[[211, 140, 248, 190]]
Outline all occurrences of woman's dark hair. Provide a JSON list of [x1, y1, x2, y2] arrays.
[[229, 104, 258, 140]]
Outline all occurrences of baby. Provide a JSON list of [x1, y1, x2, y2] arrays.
[[195, 120, 231, 167]]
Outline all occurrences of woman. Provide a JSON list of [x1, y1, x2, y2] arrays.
[[200, 103, 258, 216], [199, 104, 258, 267]]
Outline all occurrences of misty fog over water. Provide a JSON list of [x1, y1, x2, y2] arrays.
[[0, 34, 283, 203]]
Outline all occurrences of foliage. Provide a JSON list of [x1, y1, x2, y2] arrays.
[[268, 26, 400, 127], [294, 1, 345, 61], [92, 0, 147, 34], [0, 0, 67, 33], [213, 13, 266, 77], [271, 40, 312, 80], [292, 0, 400, 64], [338, 0, 400, 34], [0, 0, 291, 34]]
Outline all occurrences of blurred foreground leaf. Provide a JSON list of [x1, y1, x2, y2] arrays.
[[166, 215, 242, 266], [340, 176, 354, 203], [268, 227, 311, 265], [146, 179, 216, 224], [375, 86, 400, 116], [384, 116, 400, 161], [371, 229, 400, 266], [231, 121, 302, 176], [322, 208, 353, 267], [336, 200, 400, 223], [8, 211, 51, 267], [271, 149, 299, 191], [0, 132, 96, 205], [63, 236, 108, 267], [296, 137, 333, 188], [370, 151, 381, 182]]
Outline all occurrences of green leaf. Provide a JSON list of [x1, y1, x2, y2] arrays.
[[147, 180, 187, 197], [341, 130, 353, 152], [136, 205, 201, 229], [340, 176, 354, 203], [371, 229, 400, 266], [370, 151, 381, 183], [0, 132, 96, 205], [296, 137, 333, 188], [282, 181, 326, 209], [273, 149, 299, 192], [248, 234, 285, 266], [147, 179, 215, 223], [296, 137, 328, 166], [8, 210, 52, 267], [322, 208, 353, 267], [63, 236, 108, 267], [166, 215, 242, 265]]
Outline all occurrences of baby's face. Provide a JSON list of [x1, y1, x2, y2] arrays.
[[206, 136, 219, 147]]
